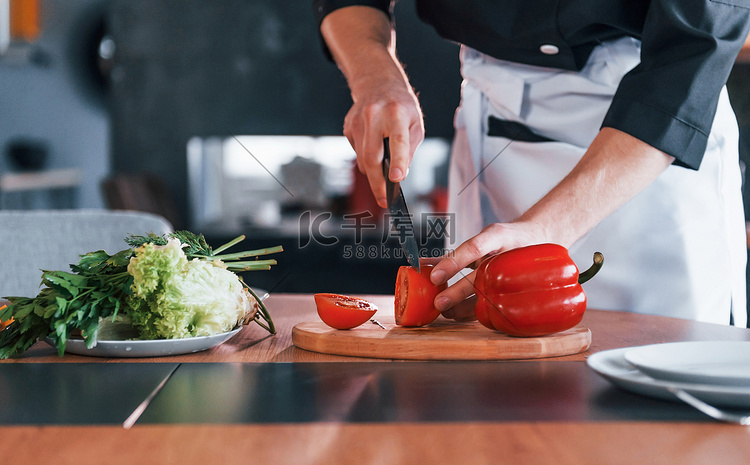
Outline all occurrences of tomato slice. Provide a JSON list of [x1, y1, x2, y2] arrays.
[[394, 265, 446, 327], [314, 293, 378, 330]]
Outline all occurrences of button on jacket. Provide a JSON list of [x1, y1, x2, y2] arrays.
[[314, 0, 750, 170]]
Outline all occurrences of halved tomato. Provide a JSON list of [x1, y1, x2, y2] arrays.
[[314, 293, 378, 330], [394, 265, 447, 327]]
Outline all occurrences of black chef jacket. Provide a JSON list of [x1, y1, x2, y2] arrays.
[[313, 0, 750, 170]]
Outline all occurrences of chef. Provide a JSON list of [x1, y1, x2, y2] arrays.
[[313, 0, 750, 326]]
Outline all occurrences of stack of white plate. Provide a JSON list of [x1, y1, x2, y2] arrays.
[[587, 341, 750, 408]]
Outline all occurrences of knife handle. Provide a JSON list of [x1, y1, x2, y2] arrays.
[[382, 138, 396, 203], [382, 137, 390, 179]]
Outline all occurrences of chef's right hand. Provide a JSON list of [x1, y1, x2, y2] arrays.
[[320, 6, 425, 207], [343, 72, 425, 208]]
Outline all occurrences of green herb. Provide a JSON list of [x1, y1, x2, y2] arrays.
[[0, 231, 281, 359]]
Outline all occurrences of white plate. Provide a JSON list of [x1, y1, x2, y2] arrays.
[[587, 347, 750, 408], [48, 327, 242, 358], [43, 287, 268, 358], [624, 341, 750, 387]]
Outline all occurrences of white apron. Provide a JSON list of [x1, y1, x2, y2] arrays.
[[447, 37, 747, 326]]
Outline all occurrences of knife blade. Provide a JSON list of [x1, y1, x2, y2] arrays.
[[382, 138, 420, 272]]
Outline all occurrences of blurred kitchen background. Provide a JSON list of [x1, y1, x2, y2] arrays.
[[2, 0, 750, 306], [0, 0, 460, 295]]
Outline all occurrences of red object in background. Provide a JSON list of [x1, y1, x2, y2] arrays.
[[348, 163, 385, 225], [474, 243, 602, 337], [10, 0, 41, 41], [394, 265, 446, 327], [314, 293, 378, 330], [428, 186, 449, 214]]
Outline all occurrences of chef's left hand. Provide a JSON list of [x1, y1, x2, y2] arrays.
[[430, 127, 677, 320], [429, 222, 543, 320]]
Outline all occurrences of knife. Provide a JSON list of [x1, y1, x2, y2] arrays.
[[382, 138, 420, 271]]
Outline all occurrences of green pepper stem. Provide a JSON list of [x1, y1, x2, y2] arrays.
[[578, 252, 604, 284]]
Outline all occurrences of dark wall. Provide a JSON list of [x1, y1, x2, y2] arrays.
[[108, 0, 461, 228]]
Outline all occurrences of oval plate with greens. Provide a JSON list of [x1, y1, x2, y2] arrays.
[[46, 327, 242, 358]]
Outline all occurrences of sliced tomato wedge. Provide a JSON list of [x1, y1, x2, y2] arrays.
[[394, 265, 447, 327], [314, 293, 378, 330]]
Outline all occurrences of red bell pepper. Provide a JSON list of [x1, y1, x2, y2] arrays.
[[474, 243, 603, 337]]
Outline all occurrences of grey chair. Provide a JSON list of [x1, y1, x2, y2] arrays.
[[0, 209, 173, 298]]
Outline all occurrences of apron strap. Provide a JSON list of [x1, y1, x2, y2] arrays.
[[487, 116, 554, 143]]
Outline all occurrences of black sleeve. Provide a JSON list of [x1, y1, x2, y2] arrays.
[[312, 0, 394, 61], [602, 0, 750, 169]]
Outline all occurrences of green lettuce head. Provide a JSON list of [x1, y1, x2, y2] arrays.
[[126, 238, 254, 339]]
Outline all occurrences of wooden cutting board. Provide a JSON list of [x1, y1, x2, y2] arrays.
[[292, 317, 591, 360]]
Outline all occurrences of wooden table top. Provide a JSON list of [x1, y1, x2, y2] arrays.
[[2, 293, 750, 465], [5, 293, 750, 363]]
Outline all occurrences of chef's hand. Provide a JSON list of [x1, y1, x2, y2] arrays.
[[417, 257, 473, 321], [320, 6, 424, 208], [430, 127, 676, 319], [429, 222, 543, 321], [344, 74, 424, 208], [440, 295, 479, 322]]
